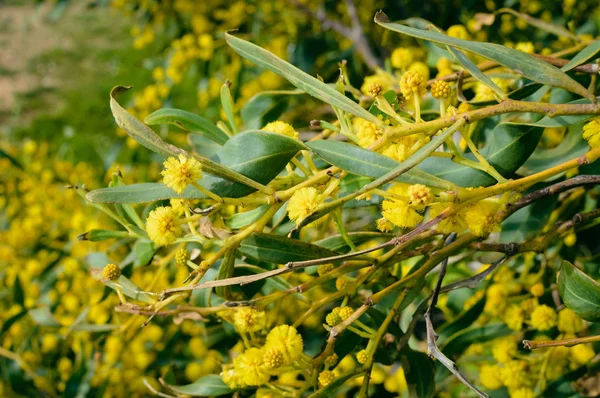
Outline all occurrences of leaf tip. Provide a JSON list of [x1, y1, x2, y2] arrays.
[[374, 10, 390, 24], [110, 85, 133, 99]]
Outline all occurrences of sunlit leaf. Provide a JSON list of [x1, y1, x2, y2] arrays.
[[558, 261, 600, 322]]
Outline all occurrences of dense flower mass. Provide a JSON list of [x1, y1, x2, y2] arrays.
[[162, 154, 203, 194]]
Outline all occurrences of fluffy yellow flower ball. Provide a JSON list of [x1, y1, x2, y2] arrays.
[[318, 370, 334, 387], [263, 121, 299, 139], [233, 347, 270, 386], [264, 325, 303, 365], [582, 117, 600, 148], [557, 308, 585, 334], [161, 154, 203, 194], [353, 117, 383, 148], [530, 304, 557, 331], [287, 187, 323, 224], [479, 364, 503, 390], [145, 206, 182, 246], [391, 47, 415, 70]]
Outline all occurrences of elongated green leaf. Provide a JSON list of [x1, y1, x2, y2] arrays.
[[164, 375, 232, 396], [220, 83, 239, 135], [496, 8, 578, 40], [401, 349, 436, 398], [449, 47, 505, 99], [374, 12, 593, 100], [188, 133, 221, 158], [441, 323, 512, 358], [241, 90, 303, 130], [558, 261, 600, 322], [226, 205, 269, 229], [226, 33, 382, 125], [133, 239, 157, 267], [500, 195, 557, 243], [87, 131, 306, 203], [110, 86, 188, 157], [316, 232, 390, 253], [216, 251, 235, 299], [29, 307, 60, 327], [111, 87, 278, 192], [239, 232, 340, 264], [306, 140, 455, 190], [520, 125, 588, 179], [562, 40, 600, 72], [419, 122, 544, 187], [145, 108, 228, 145]]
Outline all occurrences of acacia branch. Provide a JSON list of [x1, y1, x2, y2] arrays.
[[523, 334, 600, 350]]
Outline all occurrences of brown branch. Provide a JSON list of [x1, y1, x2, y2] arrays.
[[523, 334, 600, 350], [501, 175, 600, 219]]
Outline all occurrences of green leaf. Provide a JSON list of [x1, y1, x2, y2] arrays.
[[558, 261, 600, 322], [441, 323, 512, 358], [110, 86, 189, 157], [226, 205, 269, 229], [188, 133, 221, 158], [111, 87, 278, 193], [316, 232, 390, 253], [241, 90, 304, 130], [500, 194, 557, 243], [418, 122, 544, 187], [78, 229, 130, 242], [448, 46, 505, 100], [220, 83, 238, 135], [87, 131, 306, 203], [306, 140, 455, 190], [238, 232, 340, 264], [216, 250, 235, 299], [543, 366, 588, 397], [401, 349, 436, 398], [163, 375, 232, 396], [496, 8, 579, 41], [561, 40, 600, 72], [1, 309, 26, 335], [225, 33, 382, 125], [374, 12, 593, 100], [13, 276, 24, 307], [519, 126, 589, 176], [29, 307, 60, 327], [133, 239, 157, 267], [144, 108, 228, 145]]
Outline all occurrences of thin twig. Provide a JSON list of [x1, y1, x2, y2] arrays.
[[424, 233, 489, 398], [523, 334, 600, 350]]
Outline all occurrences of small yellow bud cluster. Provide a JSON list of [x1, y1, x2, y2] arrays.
[[175, 248, 189, 267], [263, 348, 284, 369], [318, 370, 334, 387], [335, 277, 348, 291], [529, 283, 544, 297], [326, 306, 353, 326], [430, 80, 451, 99], [368, 83, 383, 97], [317, 263, 334, 276], [399, 70, 427, 100], [376, 217, 394, 232], [325, 311, 342, 326], [408, 184, 433, 206], [324, 353, 338, 367], [102, 264, 121, 281], [356, 349, 369, 364]]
